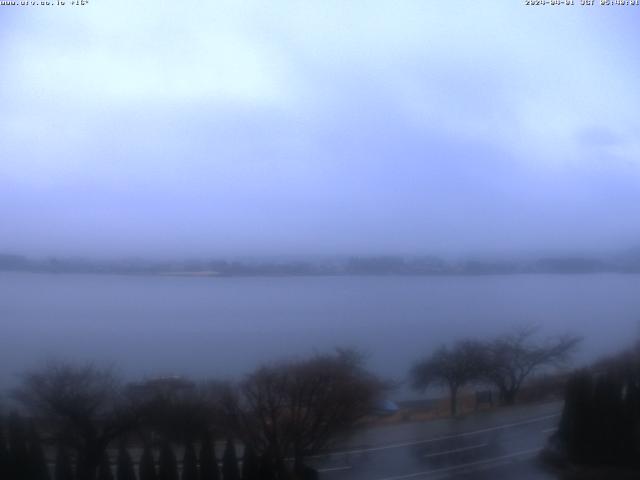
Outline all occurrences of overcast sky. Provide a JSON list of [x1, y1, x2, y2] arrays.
[[1, 1, 639, 258]]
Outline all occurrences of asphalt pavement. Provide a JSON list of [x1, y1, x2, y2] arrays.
[[311, 401, 562, 480]]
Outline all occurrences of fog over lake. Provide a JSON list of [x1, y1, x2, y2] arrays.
[[2, 271, 638, 395], [4, 4, 640, 477], [3, 4, 640, 400]]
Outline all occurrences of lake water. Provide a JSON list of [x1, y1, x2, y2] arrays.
[[1, 272, 639, 393]]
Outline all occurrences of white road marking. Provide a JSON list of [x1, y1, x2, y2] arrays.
[[317, 465, 353, 473], [374, 447, 542, 480], [542, 427, 556, 434], [422, 443, 487, 458], [313, 412, 559, 458]]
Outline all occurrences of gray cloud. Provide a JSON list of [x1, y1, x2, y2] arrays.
[[1, 1, 639, 258]]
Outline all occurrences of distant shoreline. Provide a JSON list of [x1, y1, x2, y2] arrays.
[[2, 252, 640, 277], [3, 269, 640, 278]]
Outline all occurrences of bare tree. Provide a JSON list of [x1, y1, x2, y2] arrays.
[[14, 362, 142, 480], [129, 377, 225, 444], [411, 340, 486, 416], [224, 349, 385, 478], [482, 326, 580, 405]]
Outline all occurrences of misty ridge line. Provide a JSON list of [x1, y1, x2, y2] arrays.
[[1, 249, 640, 276]]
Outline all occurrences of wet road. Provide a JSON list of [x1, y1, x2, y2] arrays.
[[312, 402, 562, 480]]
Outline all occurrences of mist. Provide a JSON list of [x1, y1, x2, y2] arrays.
[[2, 2, 640, 259], [2, 3, 640, 479]]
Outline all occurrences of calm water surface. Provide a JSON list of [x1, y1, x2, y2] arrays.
[[1, 272, 639, 392]]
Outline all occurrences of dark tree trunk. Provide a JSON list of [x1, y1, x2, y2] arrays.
[[240, 444, 259, 480], [198, 434, 219, 480], [0, 430, 8, 480], [158, 442, 178, 480], [500, 387, 517, 405], [257, 453, 277, 480], [97, 452, 114, 480], [293, 460, 317, 480], [259, 448, 289, 480], [293, 453, 303, 475], [54, 446, 74, 480], [116, 446, 136, 480], [77, 445, 103, 480], [450, 385, 458, 416], [181, 443, 198, 480], [8, 413, 30, 480], [139, 443, 156, 480], [504, 392, 516, 405], [28, 427, 51, 480], [221, 440, 240, 480]]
